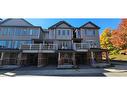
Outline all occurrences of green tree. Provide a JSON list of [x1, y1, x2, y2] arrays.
[[100, 28, 117, 54]]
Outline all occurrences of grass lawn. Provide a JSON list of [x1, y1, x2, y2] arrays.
[[109, 54, 127, 61]]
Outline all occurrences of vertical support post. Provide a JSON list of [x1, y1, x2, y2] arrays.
[[22, 53, 27, 66], [72, 52, 76, 66], [0, 52, 4, 66], [86, 52, 89, 64], [98, 52, 102, 62], [17, 52, 22, 66], [58, 52, 61, 65], [38, 53, 42, 67], [91, 51, 95, 64], [106, 51, 110, 63]]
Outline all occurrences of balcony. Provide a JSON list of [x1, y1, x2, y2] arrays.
[[73, 43, 90, 52], [20, 44, 58, 53], [20, 43, 98, 53]]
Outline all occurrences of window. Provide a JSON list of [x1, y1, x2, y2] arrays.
[[4, 28, 8, 35], [32, 29, 39, 36], [14, 41, 18, 48], [0, 40, 14, 48], [77, 31, 81, 38], [62, 30, 65, 35], [15, 28, 19, 36], [30, 29, 33, 35], [23, 29, 27, 35], [93, 30, 96, 36], [0, 40, 32, 49], [67, 30, 70, 35], [85, 29, 95, 36], [58, 30, 61, 35], [0, 41, 6, 47], [61, 41, 68, 49], [84, 30, 87, 35]]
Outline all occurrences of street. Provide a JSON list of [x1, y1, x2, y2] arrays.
[[1, 64, 127, 77]]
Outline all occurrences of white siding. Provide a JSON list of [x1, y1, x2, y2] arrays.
[[57, 23, 70, 28], [84, 23, 96, 28]]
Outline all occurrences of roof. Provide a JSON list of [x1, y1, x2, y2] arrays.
[[48, 21, 74, 29], [0, 18, 44, 31], [79, 21, 100, 29], [0, 18, 34, 26]]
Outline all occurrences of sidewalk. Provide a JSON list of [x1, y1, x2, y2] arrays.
[[0, 68, 106, 77], [0, 65, 20, 70]]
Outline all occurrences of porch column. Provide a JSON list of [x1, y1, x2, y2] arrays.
[[91, 51, 95, 64], [0, 52, 4, 66], [72, 52, 76, 66], [106, 51, 110, 63], [17, 52, 22, 66], [38, 53, 47, 67], [58, 52, 61, 65], [86, 52, 90, 64], [99, 52, 102, 62], [21, 53, 27, 66]]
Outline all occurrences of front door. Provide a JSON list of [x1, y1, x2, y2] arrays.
[[76, 53, 88, 65], [27, 53, 38, 66]]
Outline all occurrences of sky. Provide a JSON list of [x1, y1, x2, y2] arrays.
[[26, 18, 121, 35]]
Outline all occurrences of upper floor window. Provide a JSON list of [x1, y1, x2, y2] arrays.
[[67, 30, 70, 35], [77, 31, 81, 38], [85, 29, 96, 36], [58, 30, 61, 35], [62, 30, 65, 35], [32, 29, 39, 36], [84, 30, 87, 35], [30, 29, 33, 35], [57, 30, 70, 36], [0, 27, 40, 36], [93, 30, 96, 36]]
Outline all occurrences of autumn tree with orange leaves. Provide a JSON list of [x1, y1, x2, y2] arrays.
[[111, 19, 127, 50]]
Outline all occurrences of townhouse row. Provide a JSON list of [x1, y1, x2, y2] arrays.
[[0, 19, 110, 68]]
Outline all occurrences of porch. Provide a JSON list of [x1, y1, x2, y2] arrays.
[[89, 48, 110, 68], [17, 53, 58, 67], [0, 49, 20, 66]]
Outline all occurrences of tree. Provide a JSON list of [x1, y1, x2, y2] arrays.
[[111, 19, 127, 50], [100, 28, 113, 50]]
